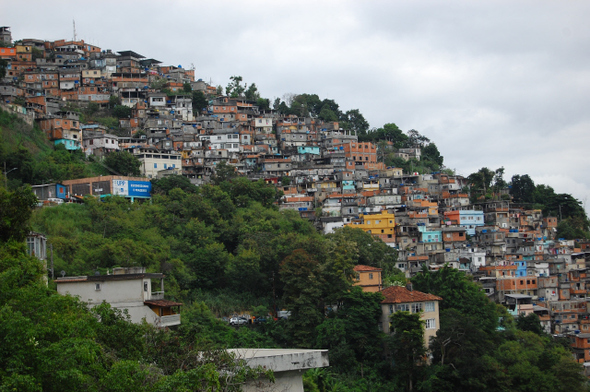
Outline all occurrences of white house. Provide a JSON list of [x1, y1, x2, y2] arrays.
[[55, 267, 181, 328], [83, 133, 119, 156]]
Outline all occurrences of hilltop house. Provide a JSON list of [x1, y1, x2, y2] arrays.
[[380, 284, 442, 346], [55, 267, 182, 328]]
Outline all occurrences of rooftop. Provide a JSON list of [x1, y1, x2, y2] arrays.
[[380, 285, 442, 304], [354, 264, 382, 272]]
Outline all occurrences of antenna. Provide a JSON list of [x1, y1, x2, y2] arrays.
[[73, 19, 77, 41]]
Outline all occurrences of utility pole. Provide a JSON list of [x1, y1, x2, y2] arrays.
[[50, 244, 54, 280]]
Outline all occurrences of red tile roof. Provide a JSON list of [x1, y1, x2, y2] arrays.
[[380, 285, 442, 304], [354, 264, 382, 272], [144, 299, 183, 307]]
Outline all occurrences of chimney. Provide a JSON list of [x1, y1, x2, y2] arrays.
[[406, 282, 413, 291]]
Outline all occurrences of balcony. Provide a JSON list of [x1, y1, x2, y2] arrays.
[[157, 314, 181, 328], [150, 291, 165, 300]]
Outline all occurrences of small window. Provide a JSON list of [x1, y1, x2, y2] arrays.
[[425, 318, 436, 329], [144, 282, 148, 292], [425, 302, 435, 312], [95, 283, 101, 291], [369, 273, 373, 280]]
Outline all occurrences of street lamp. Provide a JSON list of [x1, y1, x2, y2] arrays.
[[3, 162, 18, 188]]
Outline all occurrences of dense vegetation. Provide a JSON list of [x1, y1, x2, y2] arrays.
[[2, 94, 589, 390], [0, 178, 584, 391], [0, 186, 273, 391]]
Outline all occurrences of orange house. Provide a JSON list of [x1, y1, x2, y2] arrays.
[[496, 277, 538, 292], [0, 47, 16, 59], [353, 265, 383, 292], [442, 227, 467, 242], [339, 141, 381, 169], [571, 334, 590, 364]]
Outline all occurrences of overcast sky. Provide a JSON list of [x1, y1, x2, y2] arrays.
[[6, 1, 590, 213]]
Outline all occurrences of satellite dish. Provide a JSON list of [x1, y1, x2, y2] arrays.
[[60, 270, 66, 277]]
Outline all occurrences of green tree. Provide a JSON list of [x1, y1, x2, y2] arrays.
[[256, 98, 270, 112], [280, 249, 324, 347], [510, 174, 536, 204], [192, 90, 208, 114], [112, 105, 132, 119], [226, 76, 245, 98], [388, 311, 426, 391], [327, 226, 398, 275], [318, 106, 338, 122], [516, 313, 546, 336], [406, 129, 430, 148], [103, 151, 141, 176], [84, 102, 100, 117], [468, 167, 496, 199], [342, 109, 369, 135], [151, 175, 198, 195], [412, 266, 498, 334], [109, 95, 121, 108], [211, 161, 237, 185], [244, 83, 260, 101], [316, 287, 384, 373], [422, 143, 444, 166], [0, 186, 37, 242]]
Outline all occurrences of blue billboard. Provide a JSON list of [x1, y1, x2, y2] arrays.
[[128, 181, 152, 197], [112, 180, 152, 198]]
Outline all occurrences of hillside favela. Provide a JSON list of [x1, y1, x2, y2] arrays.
[[2, 25, 590, 392]]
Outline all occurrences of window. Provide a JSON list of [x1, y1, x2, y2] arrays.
[[95, 283, 101, 291], [425, 302, 435, 312], [369, 273, 373, 280], [389, 305, 394, 313], [154, 163, 157, 168], [425, 319, 436, 329], [411, 303, 423, 313], [144, 282, 148, 292], [397, 304, 410, 312]]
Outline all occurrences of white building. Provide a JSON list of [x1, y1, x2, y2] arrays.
[[83, 133, 119, 156], [133, 147, 182, 178], [55, 267, 181, 328], [200, 133, 241, 152]]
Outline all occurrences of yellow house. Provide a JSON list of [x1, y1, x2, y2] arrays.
[[346, 210, 396, 244], [353, 265, 383, 292]]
